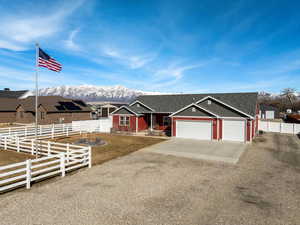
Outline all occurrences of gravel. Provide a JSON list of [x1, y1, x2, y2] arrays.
[[0, 133, 299, 225]]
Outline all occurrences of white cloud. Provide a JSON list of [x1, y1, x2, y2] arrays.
[[64, 28, 81, 51], [102, 46, 156, 69], [0, 0, 86, 51], [154, 60, 212, 79]]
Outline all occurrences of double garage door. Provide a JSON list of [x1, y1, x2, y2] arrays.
[[176, 120, 212, 140], [176, 119, 246, 142]]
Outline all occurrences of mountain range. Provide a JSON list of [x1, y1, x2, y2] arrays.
[[23, 85, 162, 102]]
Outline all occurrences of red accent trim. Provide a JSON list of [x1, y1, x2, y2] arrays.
[[218, 119, 222, 140]]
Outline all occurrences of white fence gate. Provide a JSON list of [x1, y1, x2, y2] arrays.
[[258, 121, 300, 134], [72, 118, 112, 133]]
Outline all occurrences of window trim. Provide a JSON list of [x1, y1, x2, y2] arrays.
[[119, 115, 130, 127]]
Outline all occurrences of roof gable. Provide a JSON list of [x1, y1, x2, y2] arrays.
[[171, 104, 217, 117], [197, 97, 251, 118], [111, 106, 139, 116]]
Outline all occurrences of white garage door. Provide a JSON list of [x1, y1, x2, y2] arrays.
[[265, 111, 274, 119], [222, 119, 245, 142], [176, 120, 212, 140]]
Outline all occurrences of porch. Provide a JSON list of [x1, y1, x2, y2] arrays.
[[112, 113, 172, 136]]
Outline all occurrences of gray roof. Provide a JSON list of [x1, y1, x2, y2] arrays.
[[0, 90, 28, 98], [133, 92, 258, 117]]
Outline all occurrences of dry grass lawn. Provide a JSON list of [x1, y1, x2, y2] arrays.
[[52, 133, 166, 165], [0, 150, 35, 167]]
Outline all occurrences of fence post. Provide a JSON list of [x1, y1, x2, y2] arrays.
[[60, 153, 65, 177], [26, 159, 32, 189], [47, 141, 51, 155], [8, 127, 11, 136], [88, 146, 92, 168], [52, 125, 54, 139], [66, 126, 69, 137], [31, 139, 34, 155], [25, 127, 27, 137], [17, 137, 20, 152], [66, 143, 70, 163], [79, 125, 82, 135], [279, 122, 282, 133], [4, 136, 7, 150]]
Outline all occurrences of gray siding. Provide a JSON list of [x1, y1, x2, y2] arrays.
[[198, 99, 247, 117], [113, 108, 134, 115], [176, 106, 214, 117], [130, 102, 152, 113]]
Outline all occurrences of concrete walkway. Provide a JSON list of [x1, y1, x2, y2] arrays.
[[143, 138, 247, 164]]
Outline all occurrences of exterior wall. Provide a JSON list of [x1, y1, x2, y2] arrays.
[[112, 115, 137, 132], [0, 112, 16, 123], [16, 106, 91, 124], [172, 117, 218, 140], [138, 115, 148, 131]]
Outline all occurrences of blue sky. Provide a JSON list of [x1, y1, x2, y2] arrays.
[[0, 0, 300, 93]]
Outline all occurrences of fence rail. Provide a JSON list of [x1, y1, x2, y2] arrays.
[[258, 120, 300, 134], [0, 133, 92, 193], [0, 123, 87, 140]]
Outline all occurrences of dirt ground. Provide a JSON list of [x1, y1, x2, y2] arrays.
[[0, 150, 35, 167], [0, 133, 299, 225], [52, 133, 166, 165]]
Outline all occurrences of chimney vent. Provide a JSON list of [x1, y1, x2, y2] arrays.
[[4, 88, 10, 91]]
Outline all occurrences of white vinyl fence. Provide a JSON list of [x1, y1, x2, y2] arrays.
[[258, 121, 300, 134], [0, 123, 86, 140], [0, 136, 91, 192], [72, 117, 112, 133]]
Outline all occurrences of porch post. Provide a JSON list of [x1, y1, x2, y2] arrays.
[[150, 113, 153, 131]]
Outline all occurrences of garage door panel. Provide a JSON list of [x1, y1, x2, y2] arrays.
[[176, 120, 212, 140], [223, 120, 245, 142]]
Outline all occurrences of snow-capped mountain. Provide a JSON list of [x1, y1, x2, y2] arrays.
[[22, 85, 163, 102]]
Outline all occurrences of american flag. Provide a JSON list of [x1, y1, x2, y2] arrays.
[[38, 48, 62, 72]]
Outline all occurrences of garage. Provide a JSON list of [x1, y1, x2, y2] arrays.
[[222, 119, 245, 142], [176, 120, 212, 140]]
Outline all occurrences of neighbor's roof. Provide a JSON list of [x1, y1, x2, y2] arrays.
[[0, 98, 19, 111], [0, 90, 28, 99], [133, 92, 258, 117], [18, 96, 91, 112]]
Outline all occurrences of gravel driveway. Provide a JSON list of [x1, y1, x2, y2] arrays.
[[0, 133, 299, 225]]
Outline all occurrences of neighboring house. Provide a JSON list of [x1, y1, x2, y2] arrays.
[[0, 88, 28, 99], [16, 96, 91, 124], [112, 92, 259, 142], [88, 101, 127, 118], [0, 88, 28, 123], [0, 98, 19, 123], [259, 104, 279, 119]]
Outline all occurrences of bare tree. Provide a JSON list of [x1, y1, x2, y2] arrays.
[[281, 88, 297, 111]]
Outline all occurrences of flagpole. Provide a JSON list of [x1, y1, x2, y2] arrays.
[[35, 43, 39, 158]]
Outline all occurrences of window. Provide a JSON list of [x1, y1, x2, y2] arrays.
[[207, 100, 211, 105], [163, 116, 171, 126], [120, 116, 130, 126], [191, 107, 196, 112]]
